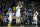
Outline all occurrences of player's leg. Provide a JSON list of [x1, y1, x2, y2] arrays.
[[35, 19, 37, 25], [9, 13, 10, 23], [16, 17, 20, 24], [18, 17, 20, 24], [9, 13, 12, 23], [16, 17, 18, 24]]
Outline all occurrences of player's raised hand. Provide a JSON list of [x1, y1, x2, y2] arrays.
[[21, 5, 22, 7]]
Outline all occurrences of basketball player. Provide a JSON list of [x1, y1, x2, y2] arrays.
[[33, 11, 39, 25], [8, 7, 12, 23], [16, 1, 22, 24]]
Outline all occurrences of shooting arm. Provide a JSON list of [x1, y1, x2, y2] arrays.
[[19, 5, 22, 8]]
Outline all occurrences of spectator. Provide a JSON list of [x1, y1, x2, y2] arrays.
[[1, 16, 8, 26], [0, 15, 3, 26], [28, 11, 32, 25]]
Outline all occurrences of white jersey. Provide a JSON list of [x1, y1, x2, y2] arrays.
[[16, 7, 20, 17], [33, 11, 38, 21], [9, 12, 12, 23]]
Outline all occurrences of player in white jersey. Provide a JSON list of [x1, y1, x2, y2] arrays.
[[33, 11, 39, 25], [16, 1, 22, 24], [8, 7, 12, 23]]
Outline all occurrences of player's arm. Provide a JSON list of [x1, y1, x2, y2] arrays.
[[17, 4, 22, 8], [19, 5, 22, 8], [8, 10, 9, 13], [8, 10, 11, 13]]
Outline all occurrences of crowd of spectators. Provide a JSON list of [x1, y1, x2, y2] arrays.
[[0, 0, 40, 26]]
